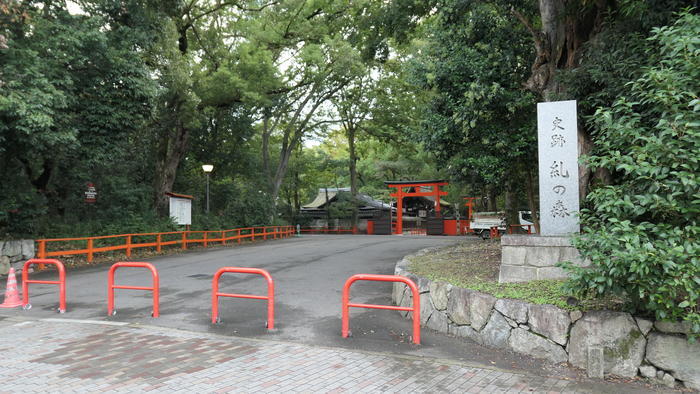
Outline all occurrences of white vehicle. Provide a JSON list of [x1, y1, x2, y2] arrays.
[[468, 212, 504, 239], [470, 211, 535, 239], [519, 211, 535, 227]]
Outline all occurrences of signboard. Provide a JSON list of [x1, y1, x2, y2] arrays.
[[169, 197, 192, 225], [537, 100, 580, 235], [84, 183, 97, 203]]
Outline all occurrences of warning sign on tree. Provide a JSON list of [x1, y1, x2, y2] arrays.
[[84, 183, 97, 203]]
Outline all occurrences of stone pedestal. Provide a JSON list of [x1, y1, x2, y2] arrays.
[[498, 235, 588, 283]]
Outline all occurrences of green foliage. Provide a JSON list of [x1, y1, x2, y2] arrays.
[[559, 0, 693, 118], [0, 4, 156, 237], [561, 11, 700, 337], [327, 193, 355, 219], [409, 0, 536, 196]]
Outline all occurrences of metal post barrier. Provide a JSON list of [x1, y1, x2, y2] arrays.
[[341, 274, 420, 344], [87, 238, 94, 262], [107, 262, 159, 317], [126, 235, 132, 257], [37, 240, 46, 259], [211, 267, 274, 330], [22, 259, 67, 313]]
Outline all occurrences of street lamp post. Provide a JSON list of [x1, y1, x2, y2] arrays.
[[202, 164, 214, 214]]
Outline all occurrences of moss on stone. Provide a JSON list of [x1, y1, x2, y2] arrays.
[[604, 329, 643, 359], [408, 241, 625, 311]]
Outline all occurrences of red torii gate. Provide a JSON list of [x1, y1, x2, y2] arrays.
[[462, 196, 478, 234], [385, 180, 449, 235]]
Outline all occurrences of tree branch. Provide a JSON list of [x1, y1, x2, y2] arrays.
[[511, 7, 545, 59]]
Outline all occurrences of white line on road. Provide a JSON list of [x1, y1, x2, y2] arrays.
[[42, 318, 129, 326]]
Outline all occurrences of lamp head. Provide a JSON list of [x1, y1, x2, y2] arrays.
[[202, 164, 214, 173]]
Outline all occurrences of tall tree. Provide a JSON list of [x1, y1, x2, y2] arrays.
[[332, 75, 373, 229], [97, 0, 280, 214], [251, 0, 366, 218], [512, 0, 696, 196], [0, 2, 156, 235], [410, 0, 538, 225]]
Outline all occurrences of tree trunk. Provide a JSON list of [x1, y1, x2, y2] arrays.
[[347, 126, 358, 230], [264, 78, 349, 218], [324, 187, 330, 226], [518, 0, 609, 202], [486, 188, 497, 212], [265, 94, 316, 208], [154, 123, 190, 215], [261, 111, 273, 186], [526, 167, 540, 233], [504, 187, 519, 232], [153, 23, 194, 216]]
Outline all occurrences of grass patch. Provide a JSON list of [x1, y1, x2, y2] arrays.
[[408, 240, 625, 311]]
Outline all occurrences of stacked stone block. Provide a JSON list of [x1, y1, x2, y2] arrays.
[[0, 240, 34, 274]]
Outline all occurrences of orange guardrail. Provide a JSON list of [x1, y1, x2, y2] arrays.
[[36, 226, 295, 263]]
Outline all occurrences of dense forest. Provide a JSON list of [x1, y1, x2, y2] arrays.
[[1, 0, 698, 334], [0, 0, 694, 237]]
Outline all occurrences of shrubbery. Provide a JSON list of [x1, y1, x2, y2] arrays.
[[561, 12, 699, 338]]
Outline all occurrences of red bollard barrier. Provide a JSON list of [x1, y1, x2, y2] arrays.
[[212, 267, 274, 330], [22, 259, 67, 313], [342, 274, 420, 345], [108, 262, 159, 317]]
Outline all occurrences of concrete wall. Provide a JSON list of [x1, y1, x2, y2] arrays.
[[394, 250, 699, 390], [499, 235, 589, 283]]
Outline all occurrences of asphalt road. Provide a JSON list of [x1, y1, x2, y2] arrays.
[[0, 234, 611, 382]]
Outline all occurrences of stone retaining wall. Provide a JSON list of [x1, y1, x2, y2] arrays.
[[393, 249, 700, 390], [0, 240, 35, 274]]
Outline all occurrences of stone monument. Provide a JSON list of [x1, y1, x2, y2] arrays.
[[499, 100, 588, 283]]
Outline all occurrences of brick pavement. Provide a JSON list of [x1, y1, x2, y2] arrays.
[[0, 317, 665, 393]]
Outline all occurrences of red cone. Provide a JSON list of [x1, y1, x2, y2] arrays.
[[0, 268, 23, 308]]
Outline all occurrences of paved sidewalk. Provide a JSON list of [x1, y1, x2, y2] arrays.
[[0, 317, 668, 393]]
